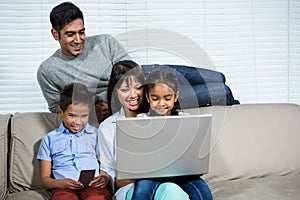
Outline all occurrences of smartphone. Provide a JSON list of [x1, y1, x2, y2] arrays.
[[78, 169, 96, 187]]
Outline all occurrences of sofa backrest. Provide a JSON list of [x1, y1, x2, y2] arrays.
[[3, 104, 300, 193], [184, 103, 300, 182], [8, 112, 61, 193], [0, 114, 11, 199]]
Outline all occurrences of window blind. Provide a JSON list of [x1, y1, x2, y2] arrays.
[[0, 0, 299, 114]]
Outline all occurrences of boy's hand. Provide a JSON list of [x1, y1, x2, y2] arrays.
[[57, 178, 84, 190], [89, 171, 110, 188]]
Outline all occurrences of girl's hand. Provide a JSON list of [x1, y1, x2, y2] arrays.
[[56, 178, 84, 190]]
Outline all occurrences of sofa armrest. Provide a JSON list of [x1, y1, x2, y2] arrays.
[[8, 112, 60, 193], [0, 114, 12, 199]]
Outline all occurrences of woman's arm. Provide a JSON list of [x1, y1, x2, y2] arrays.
[[115, 179, 135, 189]]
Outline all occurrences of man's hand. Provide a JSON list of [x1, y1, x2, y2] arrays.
[[95, 101, 110, 123]]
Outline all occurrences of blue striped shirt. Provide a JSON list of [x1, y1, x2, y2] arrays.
[[37, 123, 100, 180]]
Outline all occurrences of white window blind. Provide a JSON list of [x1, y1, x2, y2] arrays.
[[0, 0, 299, 114]]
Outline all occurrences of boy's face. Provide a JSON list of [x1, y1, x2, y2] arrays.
[[146, 83, 179, 116], [51, 18, 86, 57], [58, 103, 89, 133]]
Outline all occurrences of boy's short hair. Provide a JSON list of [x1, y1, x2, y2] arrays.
[[59, 83, 92, 112], [50, 2, 84, 32]]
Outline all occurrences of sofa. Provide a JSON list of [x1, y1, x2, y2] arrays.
[[0, 103, 299, 199], [184, 103, 300, 200]]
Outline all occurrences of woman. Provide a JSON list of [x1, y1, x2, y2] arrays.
[[98, 60, 190, 200]]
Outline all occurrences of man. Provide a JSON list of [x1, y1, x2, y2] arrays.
[[37, 2, 131, 123]]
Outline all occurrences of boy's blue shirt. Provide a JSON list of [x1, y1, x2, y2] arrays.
[[37, 123, 100, 181]]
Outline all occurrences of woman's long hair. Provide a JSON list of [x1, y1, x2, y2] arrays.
[[107, 60, 146, 115]]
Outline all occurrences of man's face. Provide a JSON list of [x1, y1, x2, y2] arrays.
[[52, 18, 86, 57]]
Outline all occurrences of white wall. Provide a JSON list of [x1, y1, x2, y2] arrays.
[[0, 0, 299, 113]]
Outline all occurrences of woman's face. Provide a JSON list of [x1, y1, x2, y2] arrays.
[[116, 76, 144, 117], [146, 83, 178, 116]]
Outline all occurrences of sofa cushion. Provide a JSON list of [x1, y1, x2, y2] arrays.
[[8, 112, 60, 193], [0, 114, 11, 200], [141, 64, 239, 108], [184, 104, 300, 182], [142, 64, 226, 85]]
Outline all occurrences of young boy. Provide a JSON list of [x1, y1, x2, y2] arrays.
[[37, 83, 111, 200]]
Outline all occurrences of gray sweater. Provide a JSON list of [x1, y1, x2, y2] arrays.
[[37, 34, 130, 112]]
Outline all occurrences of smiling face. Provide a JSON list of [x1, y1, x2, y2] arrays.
[[146, 83, 179, 116], [116, 76, 144, 117], [51, 18, 86, 57], [58, 103, 89, 133]]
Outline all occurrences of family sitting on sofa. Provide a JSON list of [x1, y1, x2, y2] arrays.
[[36, 60, 216, 200]]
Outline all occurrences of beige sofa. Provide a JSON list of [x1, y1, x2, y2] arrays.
[[0, 103, 299, 199]]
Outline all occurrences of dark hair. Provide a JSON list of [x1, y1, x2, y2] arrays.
[[107, 60, 146, 115], [50, 2, 84, 32], [59, 83, 92, 112], [145, 68, 180, 115]]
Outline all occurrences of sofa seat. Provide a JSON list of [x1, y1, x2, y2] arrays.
[[6, 189, 50, 200], [1, 103, 299, 199], [210, 174, 300, 200]]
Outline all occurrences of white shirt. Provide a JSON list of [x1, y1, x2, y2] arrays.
[[98, 108, 131, 199]]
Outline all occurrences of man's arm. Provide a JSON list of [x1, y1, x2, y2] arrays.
[[39, 160, 83, 190], [37, 65, 60, 113]]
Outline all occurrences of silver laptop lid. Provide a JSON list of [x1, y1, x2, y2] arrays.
[[116, 114, 211, 180]]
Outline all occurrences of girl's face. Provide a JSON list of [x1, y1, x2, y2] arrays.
[[146, 83, 179, 116], [116, 76, 144, 117]]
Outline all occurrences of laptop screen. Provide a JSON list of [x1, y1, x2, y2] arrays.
[[115, 114, 211, 180]]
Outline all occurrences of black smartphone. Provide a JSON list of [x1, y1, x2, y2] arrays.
[[78, 169, 96, 187]]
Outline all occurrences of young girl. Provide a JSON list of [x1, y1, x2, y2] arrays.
[[130, 68, 213, 200], [98, 61, 190, 200]]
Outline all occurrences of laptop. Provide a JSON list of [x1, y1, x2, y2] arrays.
[[115, 114, 212, 180]]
